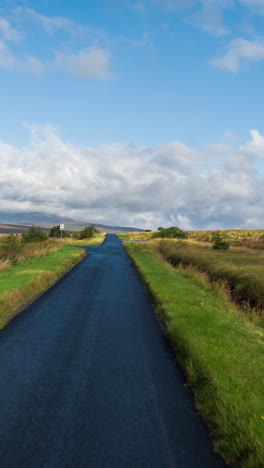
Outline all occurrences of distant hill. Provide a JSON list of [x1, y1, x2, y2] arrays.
[[0, 212, 145, 234], [0, 211, 75, 225]]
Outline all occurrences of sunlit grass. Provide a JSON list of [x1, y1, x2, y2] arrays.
[[62, 233, 106, 246]]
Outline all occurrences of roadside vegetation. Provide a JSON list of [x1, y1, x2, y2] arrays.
[[157, 240, 264, 322], [188, 229, 264, 250], [0, 225, 105, 327], [125, 240, 264, 468]]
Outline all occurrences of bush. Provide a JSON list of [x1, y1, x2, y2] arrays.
[[212, 232, 230, 250], [79, 226, 99, 239], [22, 226, 48, 243], [0, 234, 23, 254], [152, 226, 188, 239], [0, 234, 22, 265], [49, 225, 70, 238]]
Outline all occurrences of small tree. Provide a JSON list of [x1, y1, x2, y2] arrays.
[[22, 226, 48, 243], [79, 226, 99, 239], [212, 232, 230, 250], [153, 226, 188, 239], [49, 225, 70, 238], [0, 234, 23, 254]]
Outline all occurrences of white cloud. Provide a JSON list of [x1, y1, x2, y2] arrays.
[[0, 40, 15, 68], [211, 38, 264, 72], [0, 42, 111, 78], [0, 40, 44, 74], [191, 3, 229, 36], [1, 9, 112, 79], [0, 18, 22, 42], [55, 46, 111, 79], [13, 7, 105, 40], [1, 125, 264, 230], [14, 8, 73, 35]]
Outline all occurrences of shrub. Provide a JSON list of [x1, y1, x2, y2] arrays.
[[22, 226, 48, 243], [49, 225, 70, 238], [0, 234, 23, 254], [153, 226, 188, 239], [0, 251, 19, 265], [212, 232, 230, 250], [79, 226, 99, 239]]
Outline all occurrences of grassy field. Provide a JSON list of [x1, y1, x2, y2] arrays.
[[62, 233, 105, 246], [119, 228, 264, 249], [125, 241, 264, 468], [118, 231, 153, 240], [156, 240, 264, 322]]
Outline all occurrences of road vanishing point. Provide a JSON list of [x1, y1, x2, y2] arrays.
[[0, 234, 225, 467]]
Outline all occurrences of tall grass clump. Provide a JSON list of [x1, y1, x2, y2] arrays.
[[157, 240, 264, 318]]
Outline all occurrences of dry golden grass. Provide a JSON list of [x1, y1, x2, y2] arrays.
[[21, 240, 63, 259], [0, 259, 11, 271], [0, 272, 55, 319]]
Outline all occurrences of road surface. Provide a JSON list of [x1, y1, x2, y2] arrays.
[[0, 234, 225, 467]]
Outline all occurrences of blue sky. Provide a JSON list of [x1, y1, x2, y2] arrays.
[[1, 0, 264, 229]]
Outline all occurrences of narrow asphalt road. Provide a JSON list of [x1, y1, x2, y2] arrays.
[[0, 234, 225, 467]]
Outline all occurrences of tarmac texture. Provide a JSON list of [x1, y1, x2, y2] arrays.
[[0, 234, 225, 467]]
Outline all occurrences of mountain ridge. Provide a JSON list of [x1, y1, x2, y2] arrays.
[[0, 212, 145, 233]]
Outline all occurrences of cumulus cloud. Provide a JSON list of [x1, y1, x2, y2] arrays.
[[1, 126, 264, 230], [211, 37, 264, 72]]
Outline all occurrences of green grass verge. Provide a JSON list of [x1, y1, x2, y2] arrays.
[[125, 242, 264, 468], [0, 245, 86, 327]]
